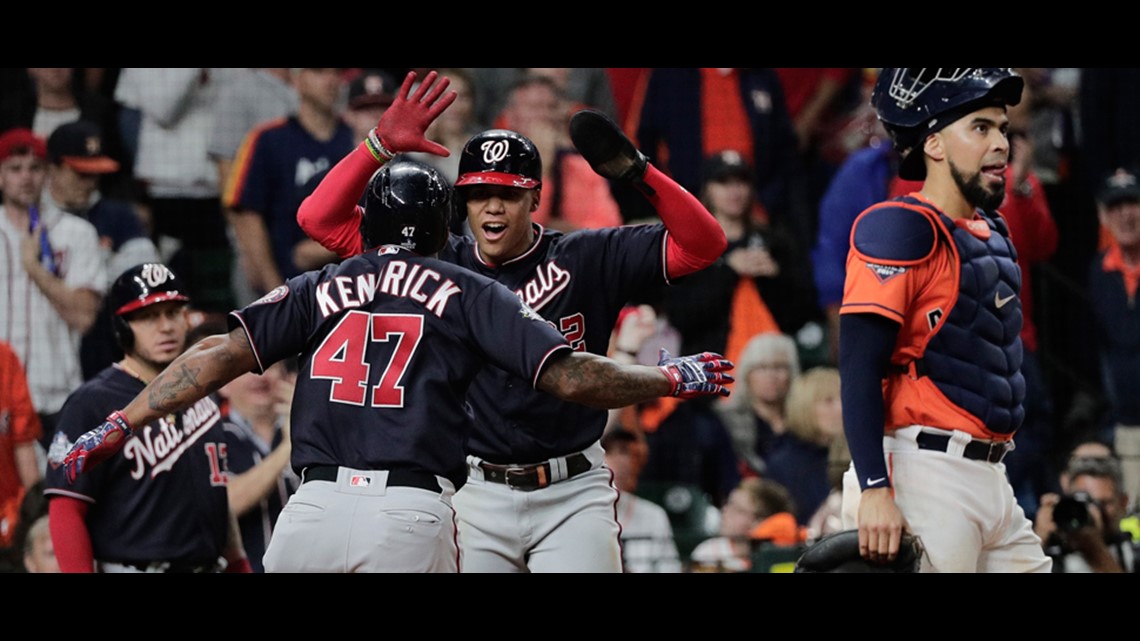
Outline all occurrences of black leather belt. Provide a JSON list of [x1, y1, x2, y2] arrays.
[[915, 431, 1011, 463], [478, 452, 593, 491], [302, 465, 442, 492]]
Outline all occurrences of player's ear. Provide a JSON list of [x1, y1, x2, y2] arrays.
[[924, 133, 945, 163], [530, 188, 541, 213]]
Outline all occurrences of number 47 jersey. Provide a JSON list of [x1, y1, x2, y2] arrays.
[[229, 246, 572, 489]]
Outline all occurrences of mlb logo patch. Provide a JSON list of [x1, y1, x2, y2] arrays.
[[866, 262, 907, 284], [350, 475, 372, 487]]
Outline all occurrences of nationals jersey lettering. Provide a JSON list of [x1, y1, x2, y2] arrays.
[[123, 396, 224, 479], [314, 260, 461, 319], [515, 260, 571, 312]]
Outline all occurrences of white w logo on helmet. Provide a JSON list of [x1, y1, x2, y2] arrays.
[[481, 140, 510, 164], [140, 263, 175, 287]]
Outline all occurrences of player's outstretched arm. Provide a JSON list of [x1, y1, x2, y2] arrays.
[[62, 328, 259, 484], [298, 70, 457, 260], [537, 348, 734, 409], [569, 109, 727, 279]]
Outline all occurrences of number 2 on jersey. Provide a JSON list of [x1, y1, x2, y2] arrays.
[[310, 311, 425, 408]]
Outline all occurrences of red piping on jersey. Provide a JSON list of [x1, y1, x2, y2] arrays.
[[224, 117, 287, 209]]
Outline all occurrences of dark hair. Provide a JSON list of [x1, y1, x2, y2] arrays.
[[1066, 456, 1125, 494]]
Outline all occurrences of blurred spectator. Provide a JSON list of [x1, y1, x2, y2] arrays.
[[688, 477, 800, 572], [665, 150, 821, 370], [1036, 455, 1137, 572], [764, 366, 847, 526], [115, 68, 236, 313], [43, 120, 160, 379], [0, 341, 43, 572], [341, 68, 397, 144], [497, 74, 622, 233], [0, 128, 107, 448], [207, 68, 299, 308], [225, 68, 353, 299], [713, 332, 801, 477], [631, 68, 798, 231], [774, 68, 863, 255], [1086, 167, 1140, 507], [470, 67, 616, 132], [22, 515, 59, 573], [219, 360, 298, 573], [0, 68, 127, 201], [602, 426, 682, 573]]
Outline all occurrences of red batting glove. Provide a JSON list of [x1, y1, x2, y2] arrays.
[[63, 411, 134, 484], [374, 70, 458, 157], [657, 349, 735, 399]]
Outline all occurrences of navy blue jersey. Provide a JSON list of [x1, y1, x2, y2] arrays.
[[442, 223, 669, 462], [222, 412, 296, 573], [227, 116, 355, 279], [43, 366, 230, 565], [229, 246, 572, 487]]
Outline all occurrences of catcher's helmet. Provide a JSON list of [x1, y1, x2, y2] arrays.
[[109, 263, 191, 350], [361, 160, 451, 255], [871, 68, 1024, 180], [455, 129, 542, 190]]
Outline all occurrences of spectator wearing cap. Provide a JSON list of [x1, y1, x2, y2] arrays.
[[342, 68, 397, 144], [44, 120, 159, 379], [224, 69, 354, 301], [0, 128, 107, 448], [1087, 167, 1140, 507], [665, 150, 821, 372]]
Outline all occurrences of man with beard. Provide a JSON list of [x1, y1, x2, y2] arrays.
[[836, 69, 1052, 573], [42, 263, 250, 573]]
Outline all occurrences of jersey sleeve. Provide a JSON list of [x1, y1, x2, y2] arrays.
[[839, 205, 940, 324], [228, 273, 319, 374], [578, 225, 669, 306], [59, 217, 108, 295], [464, 279, 573, 389]]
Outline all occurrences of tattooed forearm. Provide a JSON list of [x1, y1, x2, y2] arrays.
[[123, 330, 259, 428], [147, 362, 207, 413], [538, 352, 669, 408]]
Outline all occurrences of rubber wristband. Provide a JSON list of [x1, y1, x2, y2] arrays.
[[366, 128, 395, 163]]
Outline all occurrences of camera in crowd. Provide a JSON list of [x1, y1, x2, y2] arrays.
[[1052, 491, 1098, 534]]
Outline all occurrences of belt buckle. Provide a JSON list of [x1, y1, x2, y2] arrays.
[[504, 466, 534, 491], [987, 441, 1009, 463]]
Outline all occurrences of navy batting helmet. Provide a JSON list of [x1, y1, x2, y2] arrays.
[[361, 160, 451, 256], [455, 129, 542, 190], [109, 263, 191, 350], [872, 68, 1024, 180]]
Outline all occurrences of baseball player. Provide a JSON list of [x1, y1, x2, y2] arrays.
[[838, 68, 1052, 573], [42, 263, 251, 573], [297, 70, 729, 572], [60, 160, 734, 573]]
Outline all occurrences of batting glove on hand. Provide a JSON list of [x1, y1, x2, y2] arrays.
[[63, 411, 134, 485], [373, 70, 458, 159], [569, 109, 651, 191], [657, 349, 735, 399]]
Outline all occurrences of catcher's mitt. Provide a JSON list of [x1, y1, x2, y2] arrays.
[[794, 529, 924, 573]]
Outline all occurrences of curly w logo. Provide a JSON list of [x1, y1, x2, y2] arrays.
[[481, 140, 509, 164]]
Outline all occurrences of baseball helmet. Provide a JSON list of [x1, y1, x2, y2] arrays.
[[109, 263, 191, 350], [455, 129, 542, 190], [361, 160, 451, 255], [871, 68, 1024, 180]]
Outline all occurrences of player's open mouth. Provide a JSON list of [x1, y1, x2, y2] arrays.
[[982, 163, 1007, 179], [482, 223, 508, 241]]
